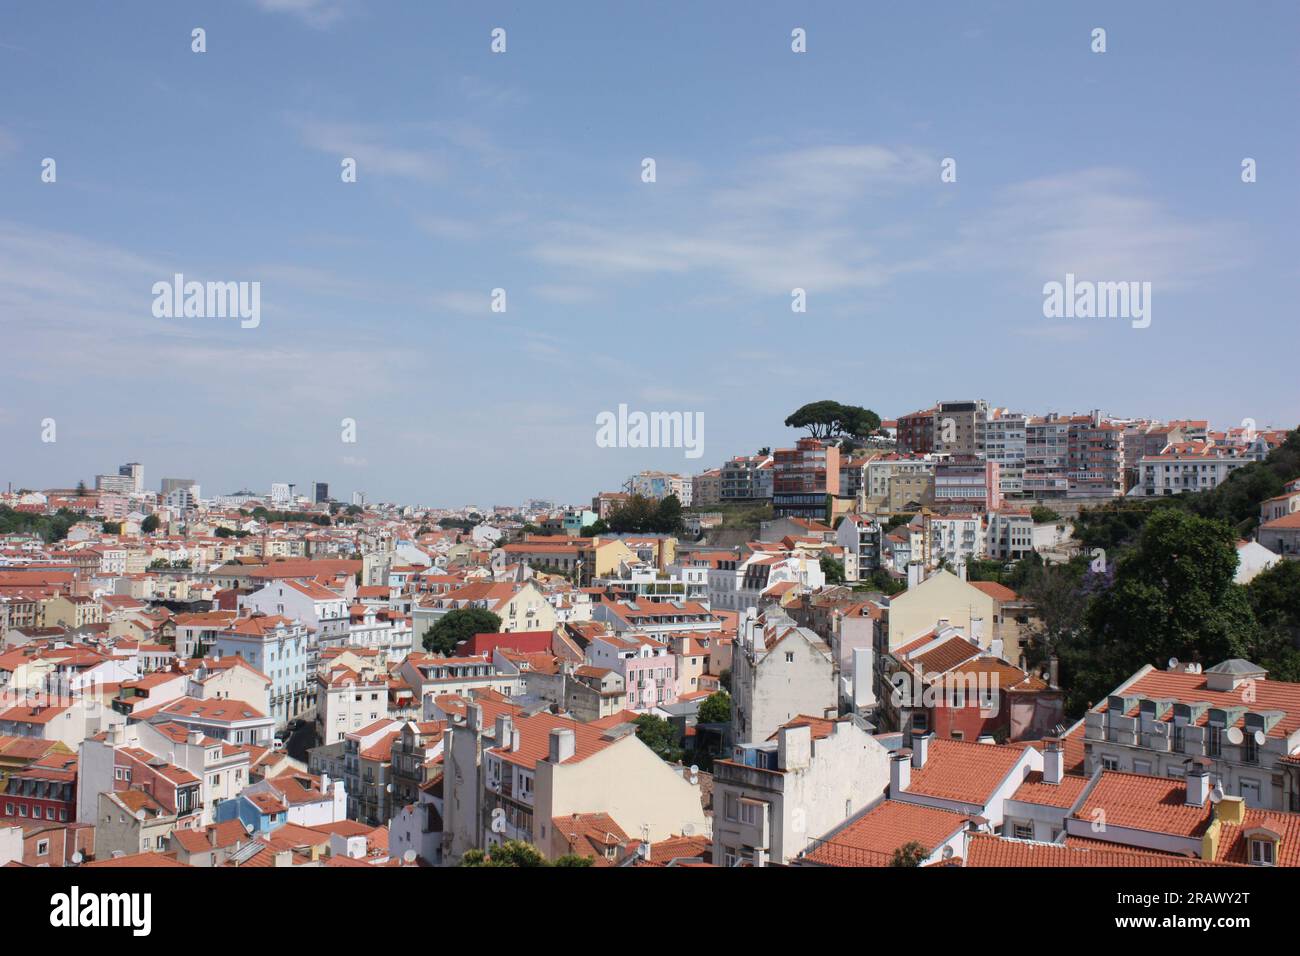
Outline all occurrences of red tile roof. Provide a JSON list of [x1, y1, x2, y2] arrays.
[[965, 833, 1226, 868], [1072, 771, 1212, 838], [904, 738, 1030, 805], [804, 801, 970, 866]]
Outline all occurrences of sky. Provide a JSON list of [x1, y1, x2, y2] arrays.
[[1, 1, 1297, 507]]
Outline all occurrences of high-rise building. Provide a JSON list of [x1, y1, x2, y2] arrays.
[[270, 483, 292, 507], [985, 412, 1027, 496], [95, 473, 134, 494], [933, 400, 989, 457], [772, 438, 840, 520], [896, 407, 936, 455], [314, 481, 330, 504], [160, 477, 197, 497], [118, 462, 144, 493]]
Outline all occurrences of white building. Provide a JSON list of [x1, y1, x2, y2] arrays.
[[712, 715, 891, 866], [731, 608, 836, 746]]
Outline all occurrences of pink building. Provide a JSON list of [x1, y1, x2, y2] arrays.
[[585, 633, 678, 711]]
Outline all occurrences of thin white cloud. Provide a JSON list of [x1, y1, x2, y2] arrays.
[[251, 0, 349, 29], [295, 120, 445, 182], [949, 168, 1240, 290]]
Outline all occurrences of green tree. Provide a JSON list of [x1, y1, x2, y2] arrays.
[[696, 691, 731, 724], [784, 400, 844, 440], [553, 854, 595, 867], [633, 713, 683, 762], [820, 554, 845, 584], [1030, 505, 1061, 524], [1245, 561, 1300, 681], [459, 840, 548, 867], [890, 841, 928, 867], [606, 494, 659, 534], [1064, 509, 1257, 712], [784, 401, 881, 442], [653, 495, 684, 534], [421, 608, 503, 655], [141, 514, 161, 534], [102, 521, 121, 534], [581, 519, 610, 536]]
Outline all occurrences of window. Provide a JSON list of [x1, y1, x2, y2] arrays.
[[1101, 755, 1120, 771], [1207, 725, 1222, 758], [725, 792, 739, 821], [1133, 759, 1152, 775], [785, 652, 794, 663], [1011, 822, 1033, 840], [739, 800, 760, 826], [36, 839, 48, 857], [1250, 839, 1275, 866], [1241, 779, 1262, 807], [1244, 734, 1259, 764]]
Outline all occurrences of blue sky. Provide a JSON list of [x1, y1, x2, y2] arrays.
[[1, 1, 1296, 506]]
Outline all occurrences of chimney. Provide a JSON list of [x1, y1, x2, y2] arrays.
[[209, 827, 218, 847], [777, 723, 812, 772], [890, 749, 912, 794], [465, 703, 483, 732], [188, 730, 203, 745], [548, 727, 576, 763], [1043, 737, 1063, 785], [1048, 657, 1059, 690], [1214, 794, 1246, 826], [907, 562, 923, 590], [1185, 757, 1211, 807], [495, 714, 514, 749], [912, 732, 932, 769]]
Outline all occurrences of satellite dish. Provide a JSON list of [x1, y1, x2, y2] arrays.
[[71, 851, 83, 864], [1210, 782, 1224, 803], [402, 849, 416, 864], [1226, 727, 1244, 745], [1254, 730, 1266, 746], [1168, 657, 1179, 670], [682, 822, 695, 836], [942, 845, 954, 859]]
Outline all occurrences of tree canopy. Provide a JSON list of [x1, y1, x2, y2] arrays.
[[605, 494, 684, 534], [633, 713, 683, 762], [422, 608, 502, 655], [696, 691, 731, 724], [784, 401, 881, 441], [1059, 510, 1256, 711]]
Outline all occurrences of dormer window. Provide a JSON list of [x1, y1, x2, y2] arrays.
[[1249, 838, 1275, 866]]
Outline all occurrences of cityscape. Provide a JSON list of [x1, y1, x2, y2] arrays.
[[0, 0, 1297, 928]]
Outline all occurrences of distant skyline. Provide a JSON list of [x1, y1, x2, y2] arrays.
[[2, 2, 1297, 504]]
